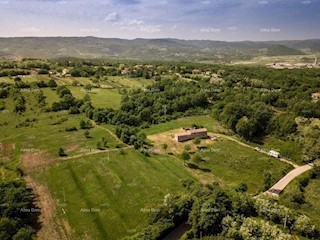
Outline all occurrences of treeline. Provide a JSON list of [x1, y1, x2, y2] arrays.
[[0, 180, 37, 240], [88, 79, 210, 145], [124, 180, 318, 240], [0, 70, 29, 77]]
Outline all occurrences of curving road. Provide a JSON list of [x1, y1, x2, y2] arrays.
[[267, 164, 313, 196]]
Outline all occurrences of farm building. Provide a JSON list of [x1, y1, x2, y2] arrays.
[[268, 150, 280, 158], [175, 128, 208, 142]]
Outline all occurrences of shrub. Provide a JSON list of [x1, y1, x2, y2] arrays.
[[236, 183, 248, 193], [184, 144, 191, 152], [58, 148, 66, 157], [84, 130, 91, 138], [293, 215, 317, 238], [193, 137, 202, 145], [65, 126, 77, 131], [181, 151, 190, 161], [79, 119, 93, 129], [0, 100, 5, 111], [192, 154, 202, 163], [186, 162, 199, 169]]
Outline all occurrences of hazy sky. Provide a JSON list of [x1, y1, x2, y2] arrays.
[[0, 0, 319, 40]]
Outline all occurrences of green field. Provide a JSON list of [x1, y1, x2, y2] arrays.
[[102, 76, 154, 89], [192, 140, 292, 193], [68, 86, 122, 109], [252, 136, 303, 163], [142, 115, 229, 135], [32, 149, 194, 239], [0, 91, 120, 171], [0, 110, 119, 158]]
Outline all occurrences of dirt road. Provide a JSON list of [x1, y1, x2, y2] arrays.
[[267, 164, 313, 196]]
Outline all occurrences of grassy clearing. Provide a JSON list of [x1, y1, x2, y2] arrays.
[[41, 88, 60, 105], [32, 149, 193, 239], [194, 139, 292, 193], [104, 76, 154, 89], [0, 86, 122, 180], [143, 115, 229, 136], [0, 111, 119, 157], [252, 137, 303, 163], [67, 86, 122, 109]]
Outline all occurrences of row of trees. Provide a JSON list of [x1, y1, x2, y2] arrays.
[[0, 180, 35, 240]]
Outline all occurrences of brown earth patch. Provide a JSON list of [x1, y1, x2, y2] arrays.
[[65, 142, 80, 153], [22, 151, 73, 240], [25, 176, 73, 240], [0, 141, 15, 162], [21, 151, 56, 175], [148, 129, 219, 154]]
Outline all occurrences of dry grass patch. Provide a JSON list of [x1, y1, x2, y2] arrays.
[[148, 128, 221, 154], [25, 176, 73, 240]]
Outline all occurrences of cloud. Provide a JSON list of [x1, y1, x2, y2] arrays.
[[0, 0, 9, 4], [158, 0, 167, 4], [100, 0, 112, 5], [114, 19, 144, 31], [301, 0, 311, 4], [113, 18, 161, 33], [258, 0, 268, 5], [227, 26, 237, 31], [140, 25, 161, 33], [57, 0, 67, 5], [20, 27, 40, 33], [104, 12, 119, 22], [201, 0, 210, 4], [114, 19, 144, 26]]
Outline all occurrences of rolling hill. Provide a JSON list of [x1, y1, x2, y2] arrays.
[[0, 37, 317, 61]]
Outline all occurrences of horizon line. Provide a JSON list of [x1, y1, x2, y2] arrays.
[[0, 36, 320, 43]]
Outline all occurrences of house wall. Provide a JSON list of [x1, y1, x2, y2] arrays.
[[175, 130, 207, 142]]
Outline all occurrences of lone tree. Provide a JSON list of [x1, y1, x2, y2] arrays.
[[97, 137, 107, 150], [58, 147, 66, 157], [80, 119, 92, 129], [84, 84, 93, 92], [181, 151, 190, 164], [48, 79, 57, 89], [162, 143, 168, 152], [84, 130, 91, 138]]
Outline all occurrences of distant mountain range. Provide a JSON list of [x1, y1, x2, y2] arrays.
[[0, 37, 319, 61]]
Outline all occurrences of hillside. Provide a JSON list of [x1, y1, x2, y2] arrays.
[[0, 37, 315, 61]]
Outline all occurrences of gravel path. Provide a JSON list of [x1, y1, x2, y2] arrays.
[[267, 164, 313, 196]]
